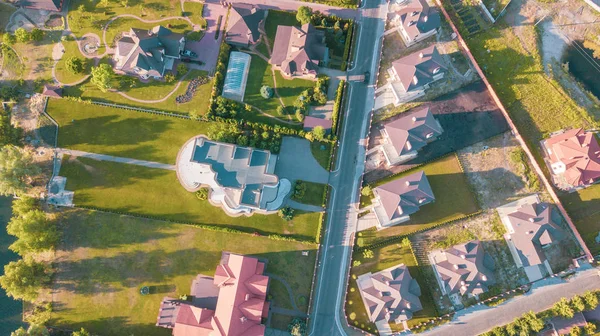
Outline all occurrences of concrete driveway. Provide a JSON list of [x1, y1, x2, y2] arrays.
[[186, 3, 228, 73], [275, 137, 330, 184]]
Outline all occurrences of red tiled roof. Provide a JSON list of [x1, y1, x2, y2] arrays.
[[42, 85, 63, 98], [545, 128, 600, 186]]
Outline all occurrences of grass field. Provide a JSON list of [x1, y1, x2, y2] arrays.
[[293, 181, 327, 206], [54, 39, 91, 84], [63, 69, 213, 116], [50, 208, 317, 335], [346, 242, 437, 333], [561, 184, 600, 255], [46, 99, 209, 164], [310, 141, 333, 170], [60, 156, 320, 241], [274, 70, 315, 110], [183, 1, 205, 27], [361, 155, 480, 245], [1, 46, 25, 80], [10, 31, 62, 83]]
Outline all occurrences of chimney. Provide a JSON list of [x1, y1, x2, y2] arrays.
[[453, 264, 459, 270], [460, 280, 466, 285], [240, 316, 247, 323], [528, 217, 535, 222], [423, 15, 428, 22], [405, 180, 411, 186], [460, 254, 466, 259], [412, 76, 418, 85], [412, 116, 417, 122], [419, 52, 424, 58]]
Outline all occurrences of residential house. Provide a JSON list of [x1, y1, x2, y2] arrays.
[[157, 252, 270, 336], [357, 264, 422, 334], [379, 106, 443, 166], [176, 136, 290, 216], [114, 26, 185, 79], [496, 195, 564, 282], [225, 4, 266, 48], [542, 128, 600, 189], [41, 84, 63, 98], [386, 45, 446, 103], [270, 23, 329, 78], [19, 0, 62, 11], [392, 0, 441, 46], [371, 171, 435, 228], [430, 240, 496, 297]]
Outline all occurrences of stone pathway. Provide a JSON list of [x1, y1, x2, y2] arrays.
[[58, 149, 176, 170]]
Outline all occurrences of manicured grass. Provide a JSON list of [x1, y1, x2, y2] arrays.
[[346, 242, 437, 333], [362, 155, 480, 245], [273, 70, 315, 108], [50, 208, 317, 335], [54, 39, 91, 84], [63, 70, 213, 116], [1, 47, 25, 80], [183, 1, 205, 27], [105, 17, 191, 47], [255, 41, 270, 58], [11, 31, 63, 82], [60, 156, 321, 241], [561, 184, 600, 255], [244, 55, 281, 114], [293, 181, 327, 206], [264, 10, 300, 49], [310, 141, 332, 171], [46, 99, 209, 164]]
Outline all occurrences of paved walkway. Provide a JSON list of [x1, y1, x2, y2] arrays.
[[275, 137, 330, 184], [286, 199, 324, 212], [58, 149, 176, 170], [423, 267, 600, 336]]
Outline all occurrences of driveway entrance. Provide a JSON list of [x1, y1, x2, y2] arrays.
[[275, 137, 330, 184]]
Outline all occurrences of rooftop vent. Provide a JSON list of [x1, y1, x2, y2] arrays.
[[423, 15, 428, 22], [453, 264, 459, 270], [413, 76, 419, 85], [482, 275, 487, 281], [419, 52, 424, 58], [529, 217, 536, 222], [240, 316, 247, 323], [460, 280, 466, 285], [460, 254, 466, 259], [412, 116, 417, 122]]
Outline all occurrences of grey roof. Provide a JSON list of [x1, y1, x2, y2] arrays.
[[270, 23, 327, 77], [358, 264, 423, 324], [191, 138, 278, 208], [391, 45, 446, 91], [506, 202, 564, 267], [383, 106, 443, 156], [373, 171, 435, 221], [20, 0, 62, 10], [397, 0, 441, 40], [433, 240, 496, 296], [225, 3, 265, 47]]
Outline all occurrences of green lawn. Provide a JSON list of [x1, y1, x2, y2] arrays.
[[362, 155, 480, 245], [183, 1, 205, 27], [310, 141, 332, 170], [264, 10, 300, 49], [60, 155, 320, 241], [561, 184, 600, 255], [47, 99, 209, 164], [54, 39, 91, 84], [1, 46, 25, 80], [346, 242, 438, 333], [0, 3, 16, 27], [50, 208, 317, 335], [273, 70, 315, 109], [293, 181, 327, 207]]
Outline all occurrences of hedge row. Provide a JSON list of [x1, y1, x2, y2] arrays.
[[207, 42, 231, 117], [331, 80, 346, 135], [73, 205, 316, 244], [340, 21, 355, 71], [301, 0, 358, 9]]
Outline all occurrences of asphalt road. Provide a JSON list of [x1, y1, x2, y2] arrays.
[[308, 1, 387, 335]]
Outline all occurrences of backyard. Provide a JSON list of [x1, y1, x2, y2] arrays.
[[345, 242, 438, 334], [361, 154, 480, 245], [59, 155, 321, 241], [54, 39, 91, 85], [46, 99, 209, 164], [561, 184, 600, 255], [49, 208, 317, 335]]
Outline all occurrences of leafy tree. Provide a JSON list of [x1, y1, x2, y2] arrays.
[[362, 249, 374, 259], [0, 108, 21, 146], [164, 73, 176, 83], [571, 295, 586, 313], [11, 324, 49, 336], [207, 122, 241, 143], [554, 298, 575, 319], [260, 85, 273, 99], [177, 62, 188, 76], [288, 317, 306, 336], [90, 63, 114, 92], [570, 326, 582, 336], [334, 20, 341, 31], [361, 185, 371, 196], [0, 258, 51, 302], [66, 56, 84, 74], [30, 29, 44, 42], [276, 105, 285, 115], [3, 33, 16, 46], [195, 188, 208, 200], [583, 322, 597, 335], [295, 109, 304, 122], [522, 311, 544, 333], [0, 145, 41, 196], [7, 209, 59, 254], [14, 28, 30, 43], [1, 85, 20, 102], [72, 328, 91, 336], [583, 291, 598, 310], [312, 126, 326, 142], [12, 196, 39, 216], [278, 207, 294, 221], [296, 6, 312, 25], [313, 88, 327, 105]]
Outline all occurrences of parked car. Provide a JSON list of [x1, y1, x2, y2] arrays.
[[363, 71, 370, 84], [181, 50, 198, 58]]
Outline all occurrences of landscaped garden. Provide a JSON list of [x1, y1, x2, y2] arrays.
[[183, 1, 206, 27], [292, 180, 328, 206], [48, 208, 317, 335], [54, 38, 91, 84], [361, 154, 480, 245], [346, 240, 438, 334], [59, 155, 321, 241]]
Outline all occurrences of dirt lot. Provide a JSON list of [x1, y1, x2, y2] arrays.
[[364, 81, 508, 183]]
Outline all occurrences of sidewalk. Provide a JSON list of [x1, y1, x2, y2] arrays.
[[58, 149, 176, 170]]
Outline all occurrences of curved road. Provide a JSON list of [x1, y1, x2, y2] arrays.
[[308, 0, 387, 335]]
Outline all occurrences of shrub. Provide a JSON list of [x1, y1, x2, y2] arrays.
[[288, 318, 306, 336], [177, 63, 188, 76], [352, 260, 361, 266], [340, 21, 354, 71], [276, 105, 285, 115], [14, 28, 30, 43], [164, 73, 176, 83], [295, 109, 305, 122], [554, 298, 575, 319], [348, 312, 356, 320], [30, 28, 44, 42], [331, 80, 345, 134], [312, 126, 326, 142], [361, 185, 371, 196], [195, 188, 208, 200], [571, 295, 586, 313], [260, 85, 273, 99], [362, 249, 374, 259], [296, 6, 312, 24], [3, 33, 16, 45], [278, 207, 294, 221], [583, 291, 599, 310], [66, 56, 84, 74]]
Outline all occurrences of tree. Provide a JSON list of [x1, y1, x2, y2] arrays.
[[583, 40, 600, 60], [583, 322, 596, 335], [295, 109, 304, 122], [361, 185, 371, 196], [571, 295, 586, 313], [90, 63, 114, 92], [66, 56, 84, 74], [276, 105, 285, 115], [278, 207, 294, 221], [0, 258, 51, 302], [177, 62, 188, 76], [12, 196, 39, 216], [288, 317, 306, 336], [260, 85, 273, 99], [521, 311, 544, 333], [164, 73, 176, 83], [3, 33, 16, 46], [72, 328, 91, 336], [30, 29, 44, 42], [296, 6, 312, 25], [0, 145, 41, 196], [570, 326, 582, 336], [312, 126, 326, 142], [7, 209, 59, 254], [334, 20, 341, 31], [11, 325, 49, 336], [14, 28, 30, 43], [583, 291, 598, 310], [554, 298, 575, 319], [362, 249, 374, 259]]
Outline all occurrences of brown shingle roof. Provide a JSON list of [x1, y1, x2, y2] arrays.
[[382, 106, 443, 156], [545, 128, 600, 187], [391, 45, 446, 91], [396, 0, 441, 40], [373, 171, 435, 221], [270, 23, 327, 77], [225, 4, 265, 47]]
